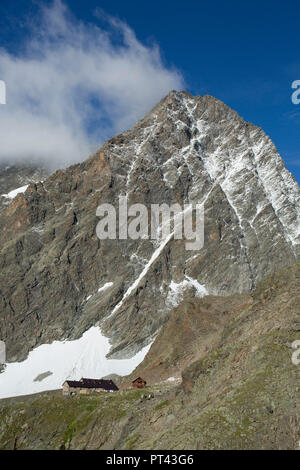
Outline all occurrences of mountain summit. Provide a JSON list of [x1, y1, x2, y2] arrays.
[[0, 91, 299, 382]]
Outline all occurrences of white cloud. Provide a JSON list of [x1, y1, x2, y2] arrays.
[[0, 0, 184, 169]]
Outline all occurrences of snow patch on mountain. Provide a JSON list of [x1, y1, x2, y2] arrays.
[[166, 276, 207, 308], [98, 282, 114, 293], [2, 184, 29, 199], [0, 327, 152, 399]]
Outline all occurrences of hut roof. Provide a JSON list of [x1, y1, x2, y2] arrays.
[[64, 378, 118, 391], [132, 377, 146, 383]]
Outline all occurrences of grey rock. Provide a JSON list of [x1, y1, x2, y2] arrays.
[[0, 91, 300, 362]]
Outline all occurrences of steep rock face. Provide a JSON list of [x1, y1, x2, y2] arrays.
[[0, 91, 300, 362]]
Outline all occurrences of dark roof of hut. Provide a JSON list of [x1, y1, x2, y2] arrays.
[[65, 378, 118, 391]]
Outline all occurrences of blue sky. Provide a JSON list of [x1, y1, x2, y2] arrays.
[[0, 0, 300, 182]]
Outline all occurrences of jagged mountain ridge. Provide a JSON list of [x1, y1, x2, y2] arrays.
[[0, 164, 49, 214], [0, 91, 300, 365]]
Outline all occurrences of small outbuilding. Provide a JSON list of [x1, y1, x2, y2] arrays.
[[62, 377, 119, 396], [132, 377, 147, 389]]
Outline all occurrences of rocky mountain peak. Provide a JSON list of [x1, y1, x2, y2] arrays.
[[0, 91, 299, 371]]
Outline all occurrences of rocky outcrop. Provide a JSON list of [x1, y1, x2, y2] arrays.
[[1, 91, 300, 362], [0, 164, 48, 209], [123, 293, 252, 386]]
